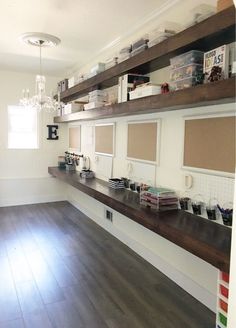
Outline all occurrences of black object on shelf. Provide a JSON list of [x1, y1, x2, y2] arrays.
[[179, 197, 190, 210], [217, 204, 233, 227], [121, 177, 130, 188], [222, 213, 233, 227], [222, 213, 233, 226], [192, 203, 202, 215], [130, 182, 136, 191], [206, 207, 217, 220]]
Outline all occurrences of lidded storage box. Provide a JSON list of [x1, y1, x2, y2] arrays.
[[170, 64, 203, 81], [170, 50, 204, 89], [119, 45, 132, 62], [170, 50, 204, 68], [131, 34, 149, 56]]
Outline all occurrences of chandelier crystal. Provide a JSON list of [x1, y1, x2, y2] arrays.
[[19, 33, 63, 113]]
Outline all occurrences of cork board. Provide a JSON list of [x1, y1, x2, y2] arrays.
[[127, 122, 157, 162], [69, 126, 81, 150], [95, 124, 114, 155], [184, 116, 235, 173]]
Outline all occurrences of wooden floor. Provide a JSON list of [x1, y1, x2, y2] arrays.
[[0, 201, 215, 328]]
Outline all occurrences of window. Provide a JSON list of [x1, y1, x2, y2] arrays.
[[8, 106, 38, 149]]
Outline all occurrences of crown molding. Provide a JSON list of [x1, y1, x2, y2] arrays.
[[69, 0, 181, 75], [99, 0, 181, 53]]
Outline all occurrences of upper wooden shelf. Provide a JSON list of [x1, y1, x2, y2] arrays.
[[59, 6, 235, 103], [54, 78, 235, 123]]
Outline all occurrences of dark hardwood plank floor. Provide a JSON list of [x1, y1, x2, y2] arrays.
[[0, 201, 215, 328]]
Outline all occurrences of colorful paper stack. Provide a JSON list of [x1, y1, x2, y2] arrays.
[[140, 187, 179, 211]]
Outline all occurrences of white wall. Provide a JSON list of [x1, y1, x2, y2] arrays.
[[72, 103, 235, 215], [0, 70, 67, 206], [67, 102, 234, 312]]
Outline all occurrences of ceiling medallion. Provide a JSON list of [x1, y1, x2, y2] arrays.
[[19, 32, 61, 47]]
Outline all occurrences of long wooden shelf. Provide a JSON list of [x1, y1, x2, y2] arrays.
[[59, 6, 235, 103], [48, 167, 231, 272], [54, 78, 235, 123]]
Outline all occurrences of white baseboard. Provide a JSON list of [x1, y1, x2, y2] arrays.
[[69, 195, 216, 313]]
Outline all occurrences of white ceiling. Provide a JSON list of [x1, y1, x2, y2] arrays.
[[0, 0, 171, 77]]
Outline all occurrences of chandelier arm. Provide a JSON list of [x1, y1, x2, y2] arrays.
[[39, 40, 43, 76]]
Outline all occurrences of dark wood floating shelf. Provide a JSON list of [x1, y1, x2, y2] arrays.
[[59, 6, 235, 103], [49, 167, 231, 272], [54, 78, 235, 123]]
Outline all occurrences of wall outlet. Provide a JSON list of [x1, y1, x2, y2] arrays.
[[105, 209, 113, 222]]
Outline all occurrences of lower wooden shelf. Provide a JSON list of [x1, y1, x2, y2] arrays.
[[54, 78, 235, 123], [48, 167, 231, 272]]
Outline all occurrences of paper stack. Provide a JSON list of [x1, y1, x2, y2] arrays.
[[140, 187, 179, 211], [84, 90, 108, 110]]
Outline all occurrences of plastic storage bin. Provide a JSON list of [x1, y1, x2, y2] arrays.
[[105, 57, 118, 70], [170, 64, 203, 81], [148, 33, 172, 47], [170, 50, 204, 69], [132, 35, 149, 50], [172, 77, 200, 90], [90, 63, 105, 74], [131, 44, 148, 56]]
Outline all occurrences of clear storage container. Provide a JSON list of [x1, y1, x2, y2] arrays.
[[170, 63, 203, 81], [171, 77, 199, 90], [132, 34, 149, 51], [131, 44, 148, 57], [148, 32, 173, 48], [170, 50, 204, 69]]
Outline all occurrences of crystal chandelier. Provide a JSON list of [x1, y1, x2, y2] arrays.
[[19, 33, 63, 113]]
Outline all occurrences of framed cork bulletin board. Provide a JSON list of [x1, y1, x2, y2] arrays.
[[127, 121, 159, 163], [69, 126, 81, 151], [183, 114, 235, 175], [95, 123, 115, 156]]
